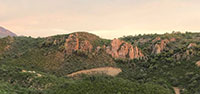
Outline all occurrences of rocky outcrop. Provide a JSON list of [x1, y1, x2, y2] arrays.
[[152, 38, 176, 54], [106, 39, 144, 59], [152, 39, 170, 54], [65, 33, 93, 54], [152, 37, 161, 42], [187, 43, 197, 48], [196, 61, 200, 67], [173, 49, 197, 60], [64, 33, 144, 59], [173, 87, 180, 94], [170, 38, 176, 42]]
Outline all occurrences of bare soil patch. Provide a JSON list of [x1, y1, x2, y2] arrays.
[[67, 67, 122, 77]]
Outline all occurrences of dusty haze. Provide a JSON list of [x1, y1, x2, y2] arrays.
[[0, 0, 200, 39]]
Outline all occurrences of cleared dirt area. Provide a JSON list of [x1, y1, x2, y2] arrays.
[[67, 67, 122, 77]]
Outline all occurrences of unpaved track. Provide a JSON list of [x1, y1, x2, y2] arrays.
[[67, 67, 122, 77]]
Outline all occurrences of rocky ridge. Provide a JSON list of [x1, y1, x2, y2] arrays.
[[152, 37, 176, 54], [196, 61, 200, 67], [106, 39, 144, 59], [64, 33, 144, 59], [65, 33, 93, 54]]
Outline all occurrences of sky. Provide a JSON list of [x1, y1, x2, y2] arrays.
[[0, 0, 200, 39]]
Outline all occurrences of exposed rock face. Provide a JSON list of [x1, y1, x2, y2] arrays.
[[152, 39, 169, 54], [152, 37, 161, 42], [173, 87, 180, 94], [64, 33, 144, 59], [106, 39, 144, 59], [152, 44, 162, 54], [152, 38, 176, 54], [187, 43, 197, 48], [196, 61, 200, 67], [170, 38, 176, 42], [173, 49, 196, 60], [65, 33, 93, 54]]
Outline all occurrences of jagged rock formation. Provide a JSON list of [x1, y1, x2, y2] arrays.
[[65, 33, 93, 54], [0, 26, 17, 38], [152, 37, 176, 54], [106, 39, 144, 59], [1, 31, 200, 93], [64, 33, 144, 59], [152, 39, 170, 54]]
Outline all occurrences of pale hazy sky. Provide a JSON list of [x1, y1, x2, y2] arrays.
[[0, 0, 200, 39]]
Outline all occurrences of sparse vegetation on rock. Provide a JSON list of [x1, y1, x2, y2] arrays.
[[0, 31, 200, 94]]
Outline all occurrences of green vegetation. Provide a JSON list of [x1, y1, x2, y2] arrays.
[[1, 33, 115, 76], [46, 76, 173, 94], [0, 32, 200, 94]]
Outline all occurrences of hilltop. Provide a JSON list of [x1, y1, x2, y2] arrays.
[[0, 26, 17, 38], [0, 31, 200, 94]]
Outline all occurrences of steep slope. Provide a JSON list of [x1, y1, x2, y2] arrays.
[[0, 26, 17, 38], [0, 36, 14, 57], [0, 33, 109, 75], [106, 39, 144, 59], [1, 31, 200, 93], [119, 32, 200, 94], [121, 32, 200, 59], [1, 32, 146, 76]]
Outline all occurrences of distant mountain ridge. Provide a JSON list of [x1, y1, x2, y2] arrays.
[[0, 26, 17, 38]]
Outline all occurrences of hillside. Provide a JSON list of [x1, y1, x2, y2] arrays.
[[0, 31, 200, 94], [0, 26, 17, 38]]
